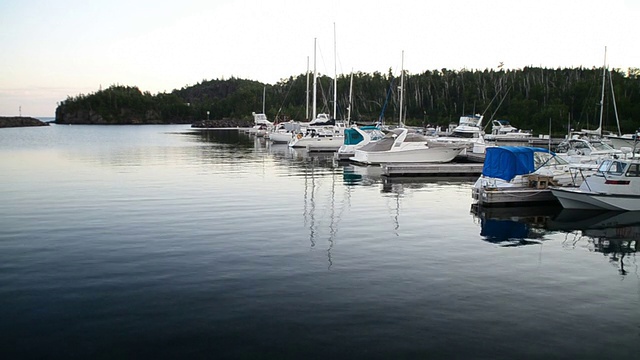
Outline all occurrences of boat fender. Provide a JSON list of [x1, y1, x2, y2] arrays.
[[297, 133, 303, 139]]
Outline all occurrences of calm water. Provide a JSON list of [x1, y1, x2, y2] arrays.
[[1, 125, 638, 359]]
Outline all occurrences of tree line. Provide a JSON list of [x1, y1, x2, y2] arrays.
[[56, 67, 640, 135]]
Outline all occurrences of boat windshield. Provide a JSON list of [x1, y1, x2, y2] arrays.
[[591, 141, 615, 151], [534, 151, 567, 169], [597, 160, 627, 175]]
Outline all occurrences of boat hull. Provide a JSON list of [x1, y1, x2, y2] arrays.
[[550, 187, 640, 211], [472, 187, 558, 207], [269, 132, 293, 143], [350, 146, 462, 165], [289, 136, 344, 150]]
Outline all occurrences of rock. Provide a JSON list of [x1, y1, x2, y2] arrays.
[[0, 117, 49, 128]]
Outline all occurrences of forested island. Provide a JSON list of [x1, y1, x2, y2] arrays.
[[55, 66, 640, 135]]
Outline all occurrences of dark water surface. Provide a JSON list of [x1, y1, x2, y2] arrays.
[[1, 125, 638, 359]]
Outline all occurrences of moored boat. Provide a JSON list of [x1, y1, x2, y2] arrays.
[[350, 128, 464, 165], [472, 146, 585, 206], [550, 158, 640, 211]]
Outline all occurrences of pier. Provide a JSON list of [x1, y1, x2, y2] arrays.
[[382, 163, 484, 177]]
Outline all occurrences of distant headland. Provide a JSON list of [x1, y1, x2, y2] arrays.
[[0, 116, 49, 128]]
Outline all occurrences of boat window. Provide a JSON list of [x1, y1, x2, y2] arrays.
[[591, 141, 614, 151], [597, 160, 612, 174], [625, 163, 640, 177], [607, 161, 626, 175], [533, 151, 566, 168]]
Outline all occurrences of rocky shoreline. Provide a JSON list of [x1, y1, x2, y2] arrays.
[[191, 119, 254, 128], [0, 117, 49, 128]]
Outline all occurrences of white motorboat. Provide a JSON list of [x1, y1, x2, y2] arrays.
[[472, 146, 587, 206], [550, 158, 640, 211], [288, 114, 345, 150], [268, 121, 300, 143], [249, 112, 273, 137], [350, 128, 464, 165], [554, 136, 624, 165], [433, 114, 486, 154], [484, 119, 533, 142], [605, 132, 640, 152], [335, 125, 385, 160]]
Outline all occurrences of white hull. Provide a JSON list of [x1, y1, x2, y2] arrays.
[[289, 136, 344, 149], [269, 132, 294, 143], [351, 146, 462, 165], [551, 188, 640, 211]]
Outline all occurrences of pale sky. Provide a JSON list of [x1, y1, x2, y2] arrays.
[[1, 0, 638, 117]]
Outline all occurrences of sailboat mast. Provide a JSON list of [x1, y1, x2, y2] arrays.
[[399, 50, 404, 127], [313, 38, 317, 121], [597, 46, 607, 137], [347, 71, 353, 126], [262, 86, 266, 114], [333, 23, 337, 120], [609, 67, 621, 136], [306, 56, 310, 121]]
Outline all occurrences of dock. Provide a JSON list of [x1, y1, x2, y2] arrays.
[[307, 146, 342, 153], [382, 162, 484, 177]]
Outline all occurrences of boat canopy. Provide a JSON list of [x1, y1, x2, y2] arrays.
[[482, 146, 554, 182], [343, 126, 379, 145]]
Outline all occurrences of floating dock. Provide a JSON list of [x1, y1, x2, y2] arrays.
[[307, 145, 342, 153], [382, 162, 484, 177]]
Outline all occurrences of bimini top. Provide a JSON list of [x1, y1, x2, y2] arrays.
[[482, 146, 554, 182]]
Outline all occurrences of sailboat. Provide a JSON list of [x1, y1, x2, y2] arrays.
[[557, 47, 636, 161], [289, 29, 346, 151]]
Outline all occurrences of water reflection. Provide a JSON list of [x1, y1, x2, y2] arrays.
[[187, 128, 255, 147], [471, 204, 639, 275]]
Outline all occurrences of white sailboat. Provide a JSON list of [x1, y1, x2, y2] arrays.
[[289, 30, 345, 151]]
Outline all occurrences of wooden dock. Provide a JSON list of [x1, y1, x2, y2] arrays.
[[382, 162, 484, 177]]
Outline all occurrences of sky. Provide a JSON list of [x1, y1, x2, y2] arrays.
[[1, 0, 639, 117]]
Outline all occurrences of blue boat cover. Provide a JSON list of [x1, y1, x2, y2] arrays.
[[482, 146, 553, 182]]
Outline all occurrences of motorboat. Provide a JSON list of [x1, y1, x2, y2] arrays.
[[249, 112, 273, 137], [483, 119, 533, 142], [605, 131, 640, 152], [335, 125, 385, 160], [288, 114, 346, 150], [554, 136, 625, 165], [472, 146, 587, 206], [433, 114, 486, 154], [269, 121, 300, 143], [550, 158, 640, 211], [350, 128, 464, 165]]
